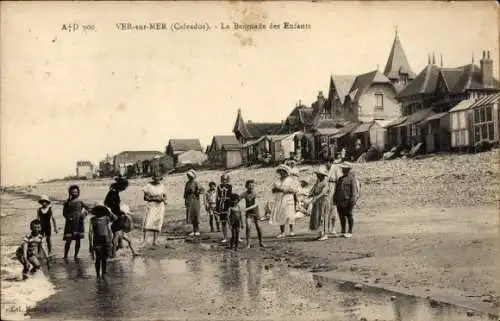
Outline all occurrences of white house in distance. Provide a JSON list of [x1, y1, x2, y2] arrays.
[[76, 161, 94, 179]]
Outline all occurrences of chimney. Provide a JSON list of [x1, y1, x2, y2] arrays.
[[480, 49, 494, 87], [428, 53, 431, 65], [432, 52, 436, 65]]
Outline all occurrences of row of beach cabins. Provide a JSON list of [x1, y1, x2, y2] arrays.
[[75, 92, 500, 180]]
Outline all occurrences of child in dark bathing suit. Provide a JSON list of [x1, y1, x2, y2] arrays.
[[37, 195, 58, 255], [228, 194, 244, 251], [89, 204, 117, 278]]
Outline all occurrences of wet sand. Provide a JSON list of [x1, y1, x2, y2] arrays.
[[28, 243, 497, 321]]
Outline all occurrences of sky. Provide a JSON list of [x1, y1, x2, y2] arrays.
[[1, 1, 498, 186]]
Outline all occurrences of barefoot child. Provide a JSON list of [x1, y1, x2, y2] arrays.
[[112, 204, 138, 256], [37, 195, 58, 255], [62, 185, 89, 260], [215, 174, 232, 243], [240, 180, 264, 248], [89, 204, 117, 278], [228, 194, 244, 251], [16, 219, 50, 279], [203, 181, 219, 232]]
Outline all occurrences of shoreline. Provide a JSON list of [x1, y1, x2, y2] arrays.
[[2, 190, 498, 319]]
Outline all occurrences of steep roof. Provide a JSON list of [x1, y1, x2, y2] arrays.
[[233, 109, 281, 139], [383, 32, 416, 80], [330, 75, 357, 104], [246, 122, 282, 137], [348, 70, 392, 102], [287, 105, 315, 126], [167, 139, 203, 152], [397, 64, 441, 99], [398, 63, 500, 100]]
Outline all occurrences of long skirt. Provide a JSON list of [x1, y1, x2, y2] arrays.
[[269, 193, 296, 226], [143, 201, 165, 233], [309, 196, 329, 231], [186, 198, 201, 226]]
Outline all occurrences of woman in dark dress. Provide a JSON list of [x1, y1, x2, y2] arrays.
[[62, 185, 89, 260], [104, 177, 129, 257], [184, 170, 203, 237]]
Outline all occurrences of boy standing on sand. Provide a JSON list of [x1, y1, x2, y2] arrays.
[[204, 181, 219, 232], [16, 219, 50, 279], [228, 194, 244, 251], [240, 180, 265, 248]]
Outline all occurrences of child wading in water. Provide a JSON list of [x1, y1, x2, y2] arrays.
[[240, 180, 265, 248], [228, 194, 244, 251], [89, 204, 117, 278], [37, 195, 58, 255], [16, 219, 50, 279], [204, 181, 220, 232], [62, 185, 89, 260], [112, 204, 138, 256]]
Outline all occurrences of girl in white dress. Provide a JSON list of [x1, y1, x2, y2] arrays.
[[142, 172, 167, 246], [270, 164, 298, 238]]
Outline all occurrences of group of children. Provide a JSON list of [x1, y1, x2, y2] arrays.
[[16, 180, 137, 280], [203, 175, 265, 250]]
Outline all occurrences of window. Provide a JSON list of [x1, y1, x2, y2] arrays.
[[474, 109, 480, 123], [375, 93, 384, 110], [459, 112, 466, 129], [410, 124, 418, 137], [488, 123, 495, 141], [486, 106, 493, 122], [474, 127, 481, 142], [480, 108, 486, 123]]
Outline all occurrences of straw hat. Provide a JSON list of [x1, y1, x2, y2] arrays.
[[314, 166, 329, 177], [276, 164, 291, 175], [290, 168, 300, 177], [92, 203, 112, 216], [340, 162, 352, 169], [187, 170, 197, 178], [38, 195, 50, 205]]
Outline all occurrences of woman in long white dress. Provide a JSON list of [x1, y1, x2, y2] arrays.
[[142, 172, 167, 246], [270, 164, 298, 238]]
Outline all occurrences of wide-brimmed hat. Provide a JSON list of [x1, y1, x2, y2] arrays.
[[340, 162, 352, 169], [314, 166, 329, 177], [290, 168, 300, 177], [91, 203, 112, 216], [276, 164, 291, 175], [38, 195, 51, 205], [186, 170, 197, 178]]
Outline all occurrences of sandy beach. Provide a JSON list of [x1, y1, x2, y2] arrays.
[[1, 150, 499, 320]]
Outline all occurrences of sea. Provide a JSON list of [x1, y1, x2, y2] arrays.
[[1, 192, 57, 320]]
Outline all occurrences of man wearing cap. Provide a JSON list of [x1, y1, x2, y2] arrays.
[[333, 162, 359, 238]]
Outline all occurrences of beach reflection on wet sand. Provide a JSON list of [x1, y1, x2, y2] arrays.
[[28, 243, 496, 321]]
